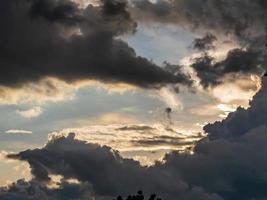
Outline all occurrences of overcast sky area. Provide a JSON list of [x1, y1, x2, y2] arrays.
[[1, 0, 267, 199]]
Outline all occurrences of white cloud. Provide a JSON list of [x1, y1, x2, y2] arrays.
[[16, 107, 43, 118], [0, 77, 136, 106], [5, 130, 32, 134], [0, 77, 75, 105]]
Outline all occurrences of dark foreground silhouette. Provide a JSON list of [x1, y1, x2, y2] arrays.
[[113, 191, 162, 200]]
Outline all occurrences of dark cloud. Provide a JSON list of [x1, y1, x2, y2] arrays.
[[133, 138, 194, 147], [131, 0, 267, 88], [102, 0, 129, 17], [5, 77, 267, 200], [29, 0, 84, 25], [192, 34, 217, 51], [7, 134, 145, 197], [204, 76, 267, 139], [116, 125, 155, 131], [0, 178, 93, 200], [6, 133, 223, 200], [132, 0, 267, 42], [0, 0, 192, 90], [191, 48, 265, 88]]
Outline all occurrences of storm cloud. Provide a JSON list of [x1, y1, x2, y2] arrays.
[[5, 76, 267, 200], [132, 0, 267, 87], [6, 133, 223, 200], [0, 178, 94, 200], [192, 34, 217, 51], [204, 74, 267, 139], [2, 0, 267, 91], [191, 48, 265, 88], [4, 1, 267, 199], [0, 0, 192, 90]]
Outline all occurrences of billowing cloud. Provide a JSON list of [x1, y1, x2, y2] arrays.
[[192, 33, 217, 51], [204, 75, 267, 139], [16, 107, 43, 118], [190, 48, 265, 88], [4, 76, 267, 200], [131, 0, 267, 43], [0, 0, 192, 91], [131, 0, 267, 88], [0, 77, 76, 105], [49, 124, 202, 165], [6, 133, 222, 200], [0, 178, 93, 200]]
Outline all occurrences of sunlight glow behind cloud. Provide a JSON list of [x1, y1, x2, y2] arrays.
[[49, 123, 204, 165]]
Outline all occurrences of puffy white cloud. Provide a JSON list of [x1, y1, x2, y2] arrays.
[[16, 107, 43, 118]]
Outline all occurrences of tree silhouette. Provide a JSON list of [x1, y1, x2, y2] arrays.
[[114, 191, 163, 200]]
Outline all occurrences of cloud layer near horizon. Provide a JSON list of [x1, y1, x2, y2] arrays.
[[3, 76, 267, 200]]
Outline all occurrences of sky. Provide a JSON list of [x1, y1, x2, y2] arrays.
[[1, 0, 267, 199]]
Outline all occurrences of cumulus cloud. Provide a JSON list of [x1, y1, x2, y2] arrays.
[[204, 75, 267, 139], [0, 0, 192, 92], [131, 0, 267, 43], [131, 0, 267, 88], [0, 178, 94, 200], [3, 1, 267, 199], [190, 48, 265, 88], [4, 76, 267, 200], [6, 133, 222, 200], [192, 33, 217, 51], [1, 0, 266, 103], [0, 77, 76, 105], [16, 107, 43, 118], [49, 124, 202, 165]]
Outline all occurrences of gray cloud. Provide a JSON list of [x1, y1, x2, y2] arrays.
[[116, 125, 155, 131], [192, 33, 217, 51], [0, 0, 192, 90], [0, 178, 93, 200], [5, 77, 267, 200], [132, 0, 267, 88], [132, 0, 267, 42], [6, 133, 223, 200], [4, 1, 267, 199], [204, 76, 267, 139], [191, 48, 265, 88]]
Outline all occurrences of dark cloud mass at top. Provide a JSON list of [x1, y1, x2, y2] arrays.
[[0, 0, 192, 90], [2, 0, 267, 90]]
